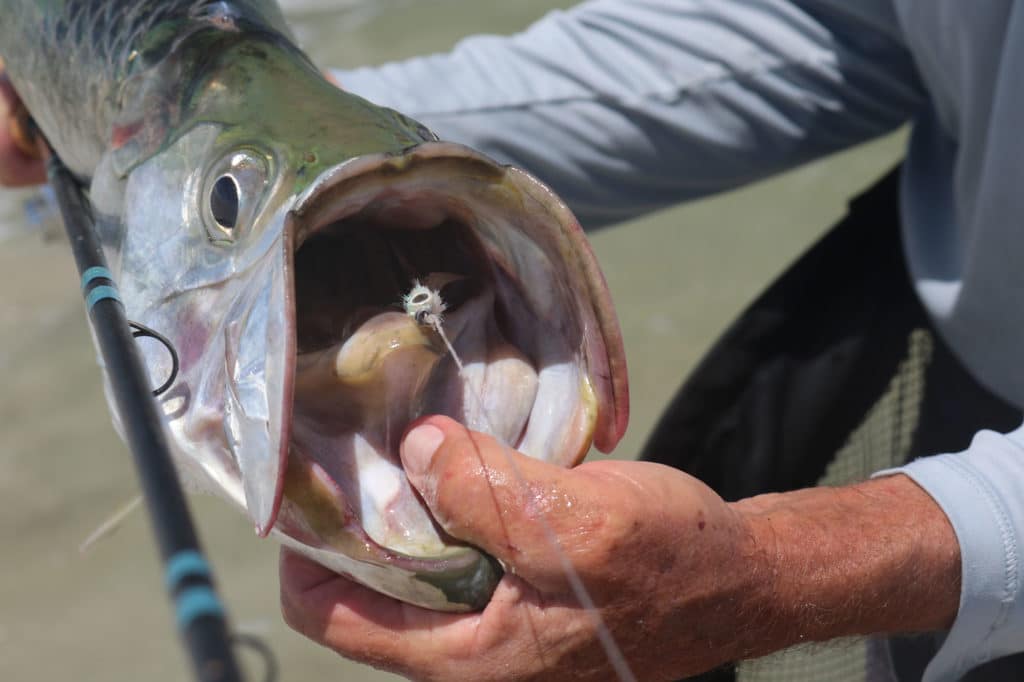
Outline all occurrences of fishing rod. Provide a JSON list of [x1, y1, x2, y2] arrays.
[[44, 148, 245, 682]]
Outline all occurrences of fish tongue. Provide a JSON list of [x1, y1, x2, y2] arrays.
[[293, 310, 441, 432]]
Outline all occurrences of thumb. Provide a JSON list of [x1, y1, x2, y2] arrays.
[[400, 415, 579, 575]]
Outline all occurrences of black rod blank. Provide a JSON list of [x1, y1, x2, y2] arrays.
[[46, 154, 243, 682]]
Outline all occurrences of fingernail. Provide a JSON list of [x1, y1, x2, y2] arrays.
[[401, 423, 445, 483]]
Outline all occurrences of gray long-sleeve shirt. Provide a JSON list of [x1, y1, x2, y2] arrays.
[[335, 2, 1024, 679]]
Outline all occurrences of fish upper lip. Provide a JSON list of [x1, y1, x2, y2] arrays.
[[223, 228, 295, 538]]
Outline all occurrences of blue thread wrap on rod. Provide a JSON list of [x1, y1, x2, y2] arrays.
[[86, 284, 122, 310], [176, 586, 226, 632], [166, 550, 213, 592], [81, 266, 114, 291]]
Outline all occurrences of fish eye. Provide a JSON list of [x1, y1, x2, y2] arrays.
[[202, 149, 270, 243], [210, 175, 240, 229]]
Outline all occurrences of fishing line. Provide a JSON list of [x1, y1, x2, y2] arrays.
[[79, 495, 144, 554], [403, 281, 638, 682]]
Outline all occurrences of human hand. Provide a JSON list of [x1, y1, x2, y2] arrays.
[[279, 415, 774, 682], [0, 61, 46, 187]]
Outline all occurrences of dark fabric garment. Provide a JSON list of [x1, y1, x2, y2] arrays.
[[639, 167, 1023, 681]]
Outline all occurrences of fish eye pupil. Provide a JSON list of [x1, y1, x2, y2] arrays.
[[210, 175, 240, 229]]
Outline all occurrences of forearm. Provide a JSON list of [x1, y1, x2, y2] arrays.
[[730, 474, 959, 659], [336, 0, 925, 229]]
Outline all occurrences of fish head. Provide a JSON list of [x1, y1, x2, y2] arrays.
[[104, 35, 629, 611]]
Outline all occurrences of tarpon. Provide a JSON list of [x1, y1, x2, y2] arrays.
[[0, 0, 629, 610]]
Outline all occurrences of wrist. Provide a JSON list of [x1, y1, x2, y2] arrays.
[[729, 475, 961, 657]]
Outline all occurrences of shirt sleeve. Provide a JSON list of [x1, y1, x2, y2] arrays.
[[333, 0, 926, 228], [876, 426, 1024, 682]]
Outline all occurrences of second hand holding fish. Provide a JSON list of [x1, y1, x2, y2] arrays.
[[281, 417, 764, 681], [281, 425, 960, 682]]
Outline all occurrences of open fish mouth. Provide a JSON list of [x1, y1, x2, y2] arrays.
[[270, 142, 628, 610]]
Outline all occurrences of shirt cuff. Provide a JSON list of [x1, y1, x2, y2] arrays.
[[874, 426, 1024, 681]]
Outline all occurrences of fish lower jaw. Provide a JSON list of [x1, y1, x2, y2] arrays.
[[275, 447, 503, 612]]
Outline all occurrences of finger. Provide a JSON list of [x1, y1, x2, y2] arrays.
[[278, 548, 480, 672], [400, 415, 603, 581], [10, 105, 43, 158], [0, 75, 46, 186], [0, 134, 45, 186]]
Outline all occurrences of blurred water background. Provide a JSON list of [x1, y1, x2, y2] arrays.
[[0, 1, 903, 680]]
